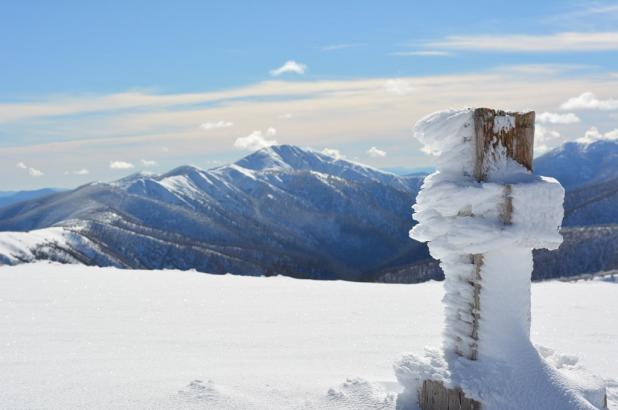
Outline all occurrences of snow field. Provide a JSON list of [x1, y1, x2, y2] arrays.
[[0, 263, 616, 409]]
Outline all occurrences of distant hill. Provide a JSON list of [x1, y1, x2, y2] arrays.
[[0, 188, 65, 209], [534, 139, 618, 227], [563, 176, 618, 226], [534, 140, 618, 190], [380, 166, 434, 176]]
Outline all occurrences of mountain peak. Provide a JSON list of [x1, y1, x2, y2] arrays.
[[535, 138, 618, 189], [111, 171, 157, 187], [161, 164, 204, 178], [231, 144, 417, 192], [233, 144, 330, 171]]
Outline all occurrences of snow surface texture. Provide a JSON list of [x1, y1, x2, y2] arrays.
[[407, 109, 603, 409], [0, 263, 615, 410]]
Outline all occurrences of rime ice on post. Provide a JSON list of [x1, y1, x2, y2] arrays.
[[396, 108, 608, 410], [413, 108, 553, 363]]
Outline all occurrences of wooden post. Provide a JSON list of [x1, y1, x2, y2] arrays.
[[420, 380, 482, 410], [419, 108, 535, 410], [467, 109, 535, 361]]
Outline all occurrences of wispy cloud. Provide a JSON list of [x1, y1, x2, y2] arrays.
[[321, 43, 366, 51], [2, 68, 618, 177], [544, 4, 618, 24], [561, 92, 618, 110], [390, 50, 452, 57], [74, 168, 90, 175], [384, 79, 414, 95], [536, 112, 580, 124], [109, 161, 135, 170], [270, 61, 307, 76], [200, 120, 234, 130], [140, 159, 157, 167], [0, 91, 224, 124], [16, 162, 44, 177], [426, 32, 618, 52], [234, 128, 278, 151], [367, 146, 386, 157], [494, 64, 594, 76]]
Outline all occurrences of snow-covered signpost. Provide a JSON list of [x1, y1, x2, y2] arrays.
[[397, 108, 607, 409]]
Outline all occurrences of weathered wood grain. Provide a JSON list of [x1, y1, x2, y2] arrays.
[[419, 380, 481, 410], [473, 108, 535, 181], [468, 108, 534, 361]]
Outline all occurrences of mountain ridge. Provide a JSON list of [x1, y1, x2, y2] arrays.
[[534, 139, 618, 190], [0, 145, 426, 281], [2, 140, 618, 282]]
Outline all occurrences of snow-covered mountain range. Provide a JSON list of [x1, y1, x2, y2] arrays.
[[1, 141, 618, 282], [0, 145, 426, 281]]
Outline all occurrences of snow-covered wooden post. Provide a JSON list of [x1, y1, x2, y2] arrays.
[[405, 108, 568, 409], [465, 108, 535, 361]]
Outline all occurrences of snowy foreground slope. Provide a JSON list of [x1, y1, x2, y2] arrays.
[[0, 263, 616, 409]]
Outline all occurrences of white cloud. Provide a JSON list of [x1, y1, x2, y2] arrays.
[[4, 69, 618, 166], [367, 146, 386, 157], [321, 148, 344, 160], [109, 161, 135, 170], [560, 92, 618, 110], [577, 127, 602, 144], [278, 113, 293, 119], [270, 60, 307, 76], [390, 50, 452, 57], [535, 125, 561, 154], [74, 169, 90, 175], [545, 4, 618, 23], [140, 159, 157, 167], [0, 66, 611, 130], [536, 112, 581, 124], [234, 130, 278, 151], [321, 43, 366, 51], [427, 32, 618, 52], [577, 126, 618, 144], [606, 129, 618, 140], [28, 168, 43, 177], [16, 161, 44, 177], [494, 64, 590, 76], [200, 120, 234, 130], [384, 79, 414, 95]]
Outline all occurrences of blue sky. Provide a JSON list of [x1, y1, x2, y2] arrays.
[[2, 0, 618, 189]]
